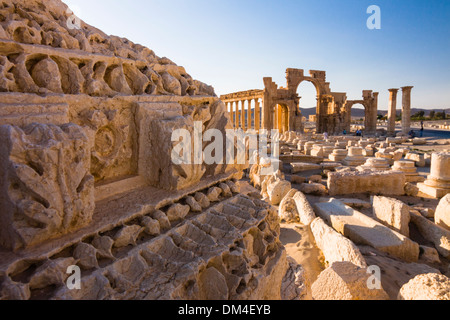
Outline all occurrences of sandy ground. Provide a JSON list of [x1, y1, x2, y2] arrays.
[[279, 222, 325, 297]]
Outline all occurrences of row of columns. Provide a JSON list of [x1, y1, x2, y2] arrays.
[[225, 98, 262, 131], [387, 86, 414, 136]]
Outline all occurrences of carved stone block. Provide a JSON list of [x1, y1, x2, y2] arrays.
[[0, 123, 94, 250]]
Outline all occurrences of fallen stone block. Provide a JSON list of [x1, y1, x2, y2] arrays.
[[314, 199, 419, 262], [311, 261, 389, 300], [327, 170, 406, 196], [405, 152, 425, 167], [410, 211, 450, 258], [289, 175, 307, 184], [267, 179, 292, 205], [292, 191, 316, 226], [398, 273, 450, 300], [435, 194, 450, 231], [291, 162, 321, 173], [299, 183, 327, 195], [372, 196, 411, 237], [278, 189, 299, 222], [311, 217, 366, 268]]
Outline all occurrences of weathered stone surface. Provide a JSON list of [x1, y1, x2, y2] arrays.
[[419, 245, 441, 264], [372, 196, 411, 237], [398, 273, 450, 300], [185, 196, 202, 212], [410, 211, 450, 258], [290, 175, 307, 184], [113, 225, 144, 248], [92, 235, 114, 259], [311, 218, 366, 268], [281, 257, 309, 300], [0, 123, 94, 250], [435, 194, 450, 231], [267, 179, 291, 205], [299, 183, 327, 195], [194, 192, 211, 209], [0, 277, 30, 300], [198, 267, 229, 300], [73, 242, 98, 270], [405, 152, 425, 167], [48, 195, 290, 300], [404, 182, 419, 196], [141, 216, 161, 236], [206, 187, 222, 202], [225, 180, 240, 194], [314, 199, 419, 262], [28, 257, 76, 290], [291, 163, 320, 173], [328, 171, 406, 196], [292, 191, 316, 225], [311, 262, 389, 300], [151, 210, 171, 232], [278, 189, 299, 222], [219, 183, 233, 197], [166, 204, 190, 222]]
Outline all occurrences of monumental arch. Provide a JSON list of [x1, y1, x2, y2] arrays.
[[221, 68, 380, 135]]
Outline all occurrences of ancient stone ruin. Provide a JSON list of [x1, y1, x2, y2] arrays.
[[0, 0, 449, 301]]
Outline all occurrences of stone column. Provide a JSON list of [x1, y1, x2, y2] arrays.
[[255, 98, 260, 131], [234, 101, 239, 128], [418, 152, 450, 198], [241, 100, 246, 130], [387, 89, 399, 136], [229, 101, 234, 128], [401, 86, 414, 135], [247, 99, 252, 130], [370, 92, 379, 134]]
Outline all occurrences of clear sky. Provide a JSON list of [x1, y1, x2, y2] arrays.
[[64, 0, 450, 110]]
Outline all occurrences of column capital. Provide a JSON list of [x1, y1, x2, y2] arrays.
[[401, 86, 414, 91], [388, 88, 399, 92]]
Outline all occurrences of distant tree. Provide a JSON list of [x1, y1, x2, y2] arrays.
[[435, 111, 445, 120], [377, 114, 384, 120], [411, 110, 425, 120], [429, 111, 435, 119]]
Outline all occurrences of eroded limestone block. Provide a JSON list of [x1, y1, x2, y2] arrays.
[[398, 273, 450, 300], [299, 183, 327, 196], [267, 179, 291, 205], [410, 211, 450, 258], [328, 171, 406, 196], [113, 225, 144, 248], [207, 187, 222, 202], [73, 242, 99, 270], [292, 191, 316, 226], [311, 262, 389, 300], [185, 196, 202, 212], [314, 199, 419, 262], [141, 216, 161, 236], [310, 218, 366, 268], [372, 196, 411, 237], [278, 189, 299, 222], [92, 235, 114, 259], [28, 257, 76, 290], [435, 194, 450, 231], [194, 192, 211, 209], [0, 123, 94, 250]]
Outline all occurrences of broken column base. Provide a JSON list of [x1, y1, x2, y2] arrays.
[[417, 183, 450, 198]]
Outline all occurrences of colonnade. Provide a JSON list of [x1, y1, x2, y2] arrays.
[[223, 97, 263, 131]]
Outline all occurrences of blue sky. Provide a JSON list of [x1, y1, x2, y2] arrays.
[[64, 0, 450, 110]]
